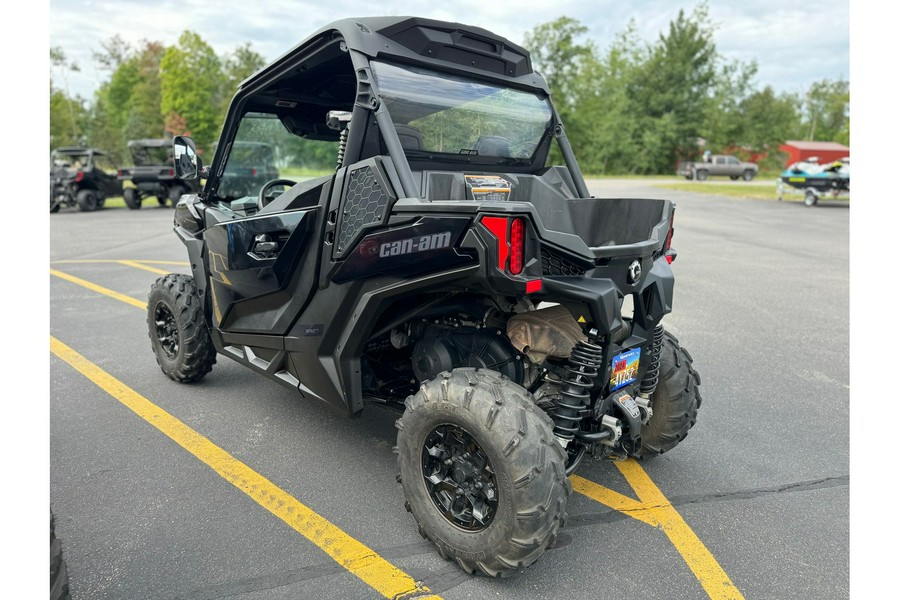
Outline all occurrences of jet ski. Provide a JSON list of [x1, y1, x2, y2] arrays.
[[780, 156, 849, 193]]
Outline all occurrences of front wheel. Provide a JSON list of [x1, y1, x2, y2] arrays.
[[637, 331, 702, 458], [804, 190, 818, 207], [76, 189, 98, 212], [147, 274, 216, 382], [695, 169, 708, 181], [729, 175, 739, 180], [742, 170, 756, 181], [397, 369, 570, 577]]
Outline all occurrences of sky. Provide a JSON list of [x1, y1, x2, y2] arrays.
[[49, 0, 850, 100]]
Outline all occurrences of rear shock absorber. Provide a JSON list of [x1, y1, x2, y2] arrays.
[[549, 339, 605, 442], [636, 324, 665, 422]]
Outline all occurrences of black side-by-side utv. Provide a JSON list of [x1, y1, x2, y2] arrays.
[[119, 138, 201, 208], [50, 147, 122, 212], [149, 17, 701, 577]]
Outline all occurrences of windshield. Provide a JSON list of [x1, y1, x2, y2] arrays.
[[371, 61, 552, 164], [216, 112, 337, 201], [131, 144, 172, 166]]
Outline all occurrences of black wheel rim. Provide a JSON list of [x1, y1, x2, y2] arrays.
[[421, 424, 499, 531], [154, 303, 179, 359]]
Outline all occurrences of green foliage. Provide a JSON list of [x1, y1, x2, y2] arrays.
[[52, 32, 270, 166], [521, 5, 847, 174], [160, 31, 223, 154], [50, 47, 87, 151], [802, 78, 849, 144], [50, 87, 88, 150], [218, 43, 267, 123], [523, 16, 597, 165], [52, 11, 848, 176]]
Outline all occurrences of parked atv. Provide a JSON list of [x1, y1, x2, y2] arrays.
[[149, 17, 701, 577], [119, 138, 201, 208], [50, 147, 122, 212]]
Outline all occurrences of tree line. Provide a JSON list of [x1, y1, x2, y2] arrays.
[[50, 32, 266, 165], [50, 4, 849, 174], [524, 5, 848, 173]]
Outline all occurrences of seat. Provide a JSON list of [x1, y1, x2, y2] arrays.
[[394, 124, 425, 151], [473, 135, 510, 157]]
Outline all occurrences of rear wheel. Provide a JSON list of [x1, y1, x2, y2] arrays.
[[729, 175, 739, 180], [124, 188, 141, 210], [695, 169, 708, 181], [147, 274, 216, 382], [804, 190, 818, 207], [637, 331, 702, 458], [76, 189, 98, 211], [397, 368, 570, 577]]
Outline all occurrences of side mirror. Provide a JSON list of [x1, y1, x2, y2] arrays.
[[173, 136, 201, 180]]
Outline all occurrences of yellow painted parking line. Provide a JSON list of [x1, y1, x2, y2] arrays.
[[50, 336, 436, 600], [52, 259, 190, 266], [117, 260, 171, 276], [50, 268, 146, 310], [50, 265, 734, 597], [573, 461, 744, 600]]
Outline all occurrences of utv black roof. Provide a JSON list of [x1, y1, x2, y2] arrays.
[[54, 147, 106, 155], [128, 139, 172, 148], [239, 16, 547, 94]]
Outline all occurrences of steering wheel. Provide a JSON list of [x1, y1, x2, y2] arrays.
[[258, 179, 297, 208]]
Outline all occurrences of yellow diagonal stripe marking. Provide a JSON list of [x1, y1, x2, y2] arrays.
[[50, 336, 435, 600], [118, 260, 171, 275], [570, 475, 657, 525], [50, 268, 146, 309], [614, 460, 743, 600], [573, 461, 743, 600]]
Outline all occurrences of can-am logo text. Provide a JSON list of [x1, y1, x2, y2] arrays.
[[380, 232, 452, 257]]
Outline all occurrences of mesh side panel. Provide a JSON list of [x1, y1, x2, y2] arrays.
[[337, 166, 389, 254], [541, 247, 586, 277]]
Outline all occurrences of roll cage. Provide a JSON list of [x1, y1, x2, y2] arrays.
[[202, 17, 590, 203]]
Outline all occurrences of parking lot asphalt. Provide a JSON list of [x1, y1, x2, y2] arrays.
[[49, 183, 849, 600]]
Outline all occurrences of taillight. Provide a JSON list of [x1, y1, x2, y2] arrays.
[[251, 168, 258, 176], [509, 218, 525, 275], [74, 171, 84, 183], [117, 169, 122, 177], [664, 212, 676, 264], [168, 168, 175, 177], [480, 216, 540, 292]]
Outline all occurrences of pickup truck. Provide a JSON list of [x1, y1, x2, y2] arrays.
[[677, 154, 758, 181]]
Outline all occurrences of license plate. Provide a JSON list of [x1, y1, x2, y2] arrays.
[[610, 348, 640, 391]]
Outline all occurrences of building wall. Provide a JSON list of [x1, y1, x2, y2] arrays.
[[779, 143, 850, 166]]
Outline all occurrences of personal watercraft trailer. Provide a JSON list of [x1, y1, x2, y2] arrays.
[[777, 157, 850, 206]]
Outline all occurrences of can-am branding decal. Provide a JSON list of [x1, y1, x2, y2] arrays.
[[379, 231, 452, 257]]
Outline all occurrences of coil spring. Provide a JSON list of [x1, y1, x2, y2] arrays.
[[639, 325, 665, 395], [336, 127, 349, 169], [549, 340, 604, 441]]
